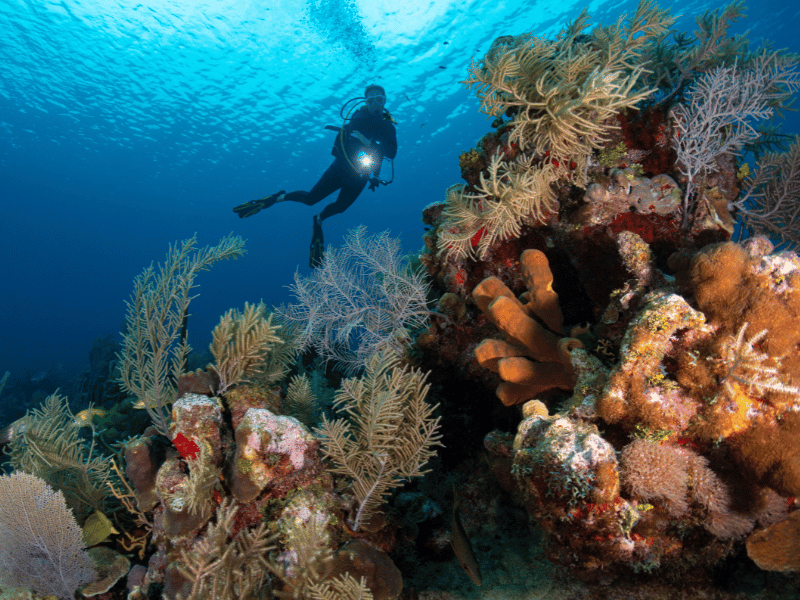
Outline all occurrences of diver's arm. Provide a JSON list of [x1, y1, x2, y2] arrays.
[[351, 131, 371, 146]]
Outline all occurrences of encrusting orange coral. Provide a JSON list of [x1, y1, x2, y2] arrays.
[[746, 511, 800, 572]]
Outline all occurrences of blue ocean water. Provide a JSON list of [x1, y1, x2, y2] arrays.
[[1, 0, 798, 383]]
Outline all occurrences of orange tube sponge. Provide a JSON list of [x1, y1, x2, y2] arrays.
[[486, 295, 561, 363], [475, 338, 576, 406], [498, 356, 573, 386], [520, 249, 563, 334], [472, 253, 581, 406], [496, 359, 576, 406], [472, 276, 521, 316], [474, 338, 528, 372]]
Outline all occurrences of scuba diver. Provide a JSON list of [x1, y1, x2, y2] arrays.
[[233, 84, 398, 267]]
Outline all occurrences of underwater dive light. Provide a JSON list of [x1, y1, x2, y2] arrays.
[[357, 150, 374, 170]]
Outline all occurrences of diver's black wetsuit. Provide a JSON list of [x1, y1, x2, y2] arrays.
[[282, 106, 397, 221]]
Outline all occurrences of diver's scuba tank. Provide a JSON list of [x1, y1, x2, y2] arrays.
[[324, 96, 395, 186]]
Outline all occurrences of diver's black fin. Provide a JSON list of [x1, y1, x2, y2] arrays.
[[233, 190, 285, 218], [310, 216, 324, 268]]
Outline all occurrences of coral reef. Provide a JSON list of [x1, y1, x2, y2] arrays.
[[278, 226, 432, 373], [118, 234, 246, 437], [434, 1, 674, 261], [315, 350, 442, 531], [413, 0, 800, 589], [6, 3, 800, 599]]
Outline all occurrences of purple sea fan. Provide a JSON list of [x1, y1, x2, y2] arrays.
[[0, 472, 97, 600]]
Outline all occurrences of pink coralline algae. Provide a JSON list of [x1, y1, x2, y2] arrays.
[[230, 408, 321, 503]]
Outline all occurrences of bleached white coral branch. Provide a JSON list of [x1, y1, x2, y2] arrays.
[[671, 52, 800, 218]]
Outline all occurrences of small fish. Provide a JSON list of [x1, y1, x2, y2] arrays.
[[73, 408, 107, 428], [0, 416, 29, 446], [82, 510, 120, 547], [451, 485, 482, 586]]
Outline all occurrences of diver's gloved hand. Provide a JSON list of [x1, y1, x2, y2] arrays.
[[368, 177, 380, 191], [232, 190, 286, 218]]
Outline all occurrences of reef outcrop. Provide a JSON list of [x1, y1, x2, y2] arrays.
[[415, 2, 800, 583]]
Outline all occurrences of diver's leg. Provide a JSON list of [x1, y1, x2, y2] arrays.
[[308, 171, 365, 267], [309, 212, 325, 268], [318, 178, 368, 221], [283, 161, 343, 206]]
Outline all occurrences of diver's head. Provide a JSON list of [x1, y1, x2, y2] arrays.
[[364, 84, 386, 115]]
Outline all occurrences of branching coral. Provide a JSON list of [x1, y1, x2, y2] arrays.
[[107, 459, 153, 560], [314, 350, 442, 531], [175, 499, 278, 600], [118, 233, 246, 437], [644, 1, 751, 107], [464, 1, 671, 161], [732, 137, 800, 249], [273, 499, 334, 596], [437, 0, 673, 261], [279, 226, 432, 374], [437, 153, 558, 260], [209, 301, 283, 394], [179, 443, 221, 517], [7, 392, 113, 523], [309, 574, 373, 600], [284, 374, 321, 428], [671, 52, 800, 220]]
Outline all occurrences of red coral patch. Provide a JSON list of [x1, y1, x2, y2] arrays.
[[173, 432, 200, 460]]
